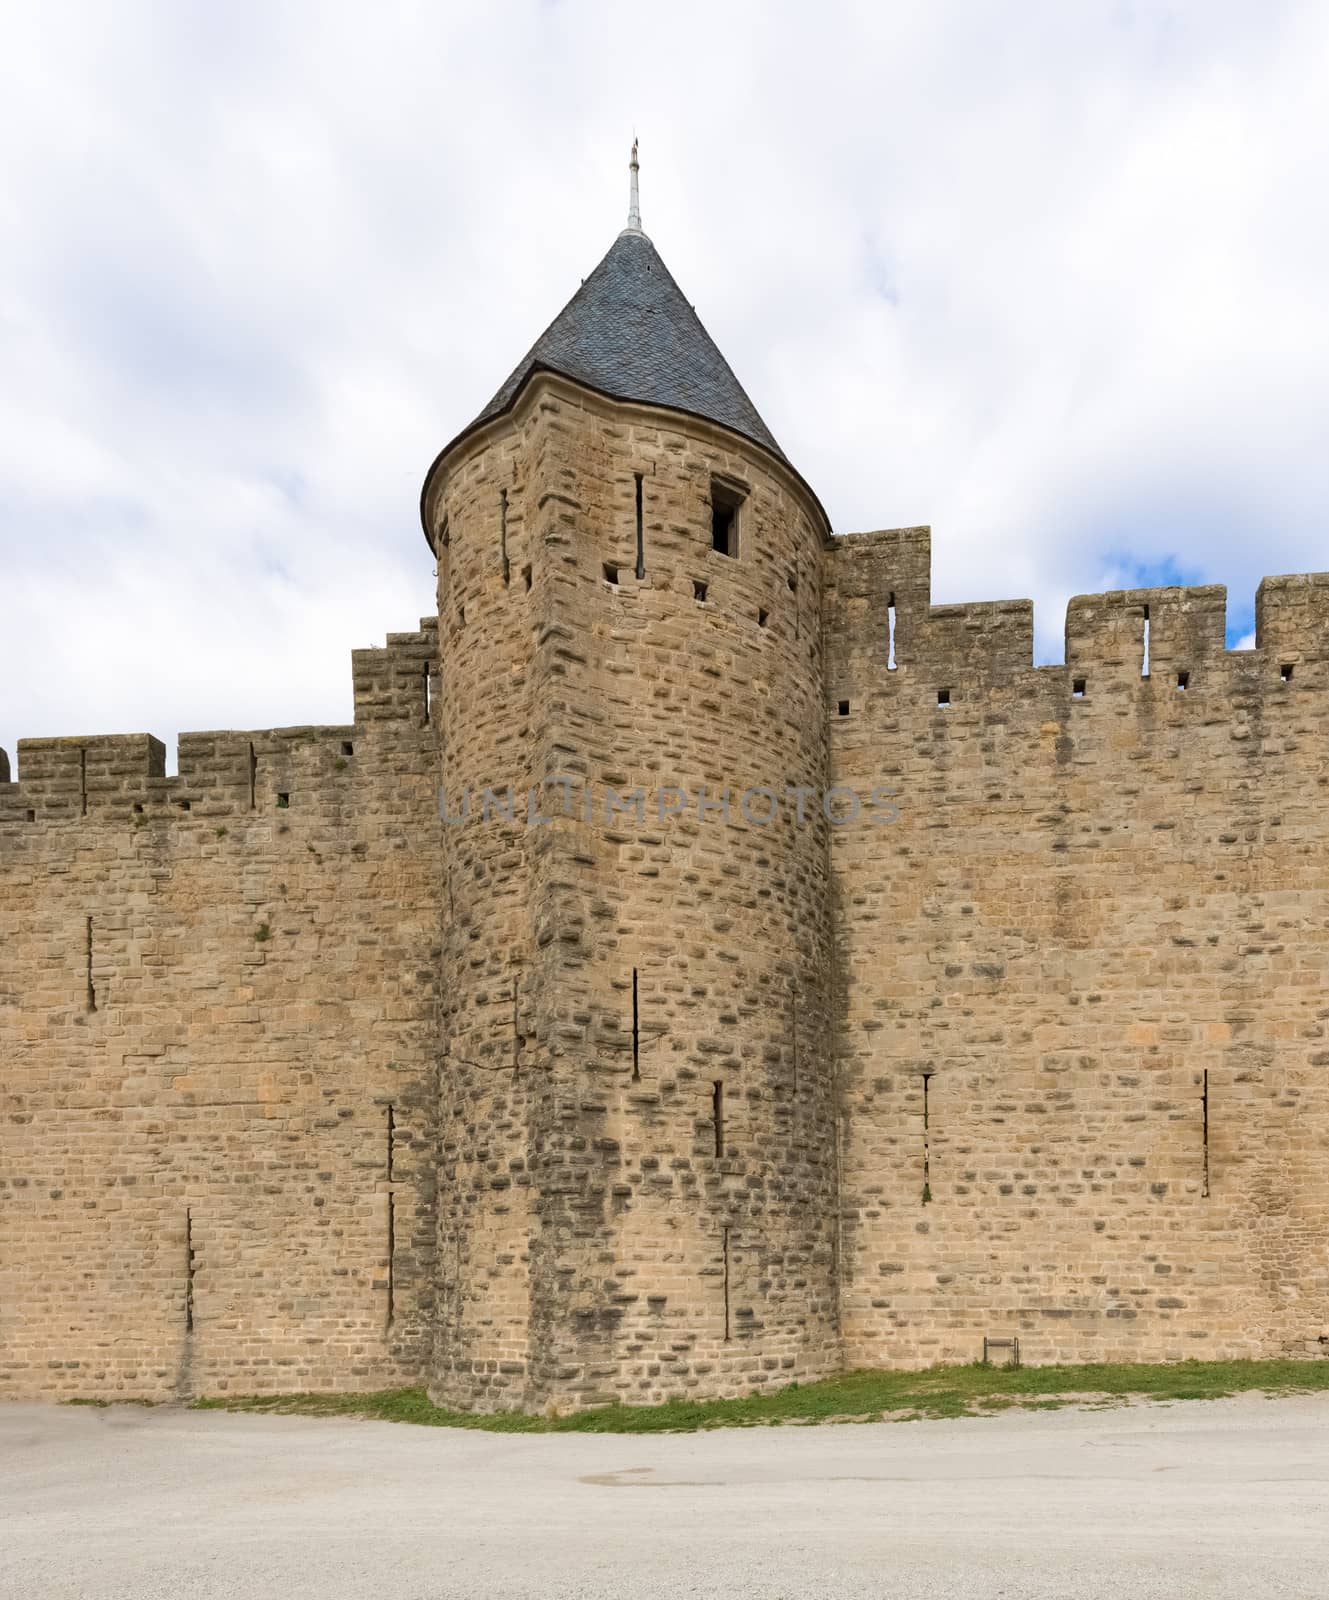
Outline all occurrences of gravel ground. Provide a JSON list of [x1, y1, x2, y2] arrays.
[[2, 1392, 1327, 1599]]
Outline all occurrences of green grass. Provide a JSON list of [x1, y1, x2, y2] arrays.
[[191, 1357, 1329, 1434]]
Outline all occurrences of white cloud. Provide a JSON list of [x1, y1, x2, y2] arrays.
[[2, 0, 1327, 766]]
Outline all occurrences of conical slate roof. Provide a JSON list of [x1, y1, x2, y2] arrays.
[[462, 228, 786, 461]]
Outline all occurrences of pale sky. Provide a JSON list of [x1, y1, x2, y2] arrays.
[[3, 0, 1327, 769]]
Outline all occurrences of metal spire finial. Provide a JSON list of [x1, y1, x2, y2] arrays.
[[624, 137, 642, 235]]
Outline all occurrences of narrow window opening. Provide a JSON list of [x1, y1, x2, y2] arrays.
[[937, 688, 951, 708], [423, 663, 432, 726], [79, 747, 87, 817], [791, 987, 799, 1099], [276, 792, 290, 809], [1141, 603, 1151, 678], [386, 1104, 395, 1181], [757, 608, 769, 628], [1176, 670, 1190, 691], [512, 974, 520, 1076], [341, 741, 354, 757], [710, 478, 744, 556], [386, 1190, 396, 1330], [1281, 663, 1294, 683], [712, 1080, 725, 1157], [721, 1225, 731, 1341], [25, 808, 35, 822], [603, 562, 620, 586], [837, 700, 850, 717], [522, 565, 532, 593], [85, 916, 96, 1013], [634, 472, 645, 580], [1072, 677, 1087, 698], [132, 802, 143, 815], [631, 968, 640, 1082], [887, 592, 897, 671], [499, 488, 510, 586], [921, 1071, 933, 1204], [693, 580, 708, 603], [457, 605, 465, 628], [1201, 1070, 1210, 1199], [248, 742, 257, 810], [185, 1208, 195, 1333]]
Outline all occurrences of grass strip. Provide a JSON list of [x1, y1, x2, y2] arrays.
[[189, 1357, 1329, 1433]]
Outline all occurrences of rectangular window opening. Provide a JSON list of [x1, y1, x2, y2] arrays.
[[1281, 663, 1294, 683], [634, 472, 645, 580], [937, 688, 951, 708], [791, 986, 800, 1099], [837, 699, 850, 717], [757, 608, 769, 629], [499, 488, 510, 586], [386, 1104, 395, 1182], [721, 1225, 731, 1341], [921, 1071, 933, 1204], [185, 1208, 195, 1333], [79, 747, 87, 817], [710, 478, 744, 557], [1201, 1069, 1210, 1199], [1177, 670, 1190, 691], [1072, 677, 1087, 698], [386, 1190, 396, 1330], [25, 808, 35, 822], [888, 592, 898, 671], [248, 741, 257, 810], [423, 663, 433, 726], [631, 968, 640, 1082], [85, 916, 96, 1013], [512, 972, 521, 1075], [457, 605, 465, 628], [1141, 603, 1151, 678], [693, 579, 708, 603], [341, 741, 354, 757], [712, 1080, 725, 1157], [603, 562, 620, 586], [276, 792, 290, 809]]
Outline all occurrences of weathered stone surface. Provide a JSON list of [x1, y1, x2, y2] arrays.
[[826, 530, 1329, 1369], [3, 375, 1326, 1408]]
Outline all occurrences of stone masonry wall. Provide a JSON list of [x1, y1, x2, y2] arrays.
[[5, 392, 1328, 1409], [826, 527, 1329, 1369], [0, 623, 441, 1400], [426, 379, 841, 1410]]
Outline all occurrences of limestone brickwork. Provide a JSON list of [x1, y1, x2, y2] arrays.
[[3, 373, 1327, 1409], [426, 379, 839, 1410], [0, 627, 441, 1398], [827, 529, 1329, 1368]]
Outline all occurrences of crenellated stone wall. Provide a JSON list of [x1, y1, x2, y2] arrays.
[[826, 526, 1329, 1369], [3, 383, 1327, 1409], [0, 625, 442, 1400]]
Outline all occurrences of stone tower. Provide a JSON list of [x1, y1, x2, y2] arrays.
[[420, 149, 841, 1411]]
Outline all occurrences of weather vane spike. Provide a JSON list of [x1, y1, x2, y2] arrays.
[[626, 137, 642, 233]]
